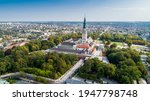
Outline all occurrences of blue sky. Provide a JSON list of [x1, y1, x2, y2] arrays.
[[0, 0, 150, 21]]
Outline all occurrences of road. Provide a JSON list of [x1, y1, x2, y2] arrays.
[[102, 57, 110, 64], [0, 72, 20, 78], [55, 59, 84, 84], [101, 26, 110, 34], [148, 71, 150, 84], [102, 78, 118, 84]]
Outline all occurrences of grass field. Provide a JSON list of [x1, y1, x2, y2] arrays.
[[111, 42, 124, 46]]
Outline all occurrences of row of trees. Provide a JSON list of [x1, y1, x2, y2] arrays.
[[101, 33, 147, 45], [89, 33, 147, 45]]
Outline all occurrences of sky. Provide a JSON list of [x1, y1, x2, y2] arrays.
[[0, 0, 150, 21]]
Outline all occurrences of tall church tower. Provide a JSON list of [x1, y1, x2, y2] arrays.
[[82, 17, 87, 43]]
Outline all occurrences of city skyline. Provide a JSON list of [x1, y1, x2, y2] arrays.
[[0, 0, 150, 21]]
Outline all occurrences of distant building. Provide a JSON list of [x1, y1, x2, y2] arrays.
[[58, 42, 76, 50], [4, 41, 28, 51], [0, 43, 3, 50], [141, 55, 148, 65]]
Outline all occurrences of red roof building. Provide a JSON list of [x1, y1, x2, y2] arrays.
[[4, 41, 28, 51], [76, 43, 90, 49]]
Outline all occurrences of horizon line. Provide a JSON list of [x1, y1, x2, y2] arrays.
[[1, 20, 150, 23]]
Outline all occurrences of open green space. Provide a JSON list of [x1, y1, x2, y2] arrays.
[[111, 42, 124, 46]]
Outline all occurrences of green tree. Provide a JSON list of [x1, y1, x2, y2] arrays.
[[104, 64, 116, 78], [118, 59, 136, 68], [105, 40, 111, 47], [0, 50, 4, 58], [42, 62, 54, 71], [147, 56, 150, 64], [110, 43, 117, 48], [121, 75, 131, 84], [0, 62, 7, 74], [126, 40, 132, 48]]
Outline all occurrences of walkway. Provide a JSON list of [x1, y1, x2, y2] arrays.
[[55, 59, 84, 83]]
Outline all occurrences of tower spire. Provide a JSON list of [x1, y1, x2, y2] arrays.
[[83, 16, 86, 29], [82, 16, 87, 43]]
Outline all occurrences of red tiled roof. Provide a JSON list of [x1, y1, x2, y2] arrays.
[[76, 43, 90, 49], [5, 42, 28, 51]]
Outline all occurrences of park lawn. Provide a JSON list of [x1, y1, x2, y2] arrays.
[[111, 42, 124, 46], [131, 45, 140, 50]]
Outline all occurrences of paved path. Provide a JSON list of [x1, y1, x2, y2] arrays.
[[102, 57, 110, 63], [0, 72, 20, 78], [55, 59, 84, 84], [147, 71, 150, 84]]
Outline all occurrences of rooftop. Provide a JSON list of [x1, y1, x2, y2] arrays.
[[77, 43, 90, 49], [61, 42, 76, 46]]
